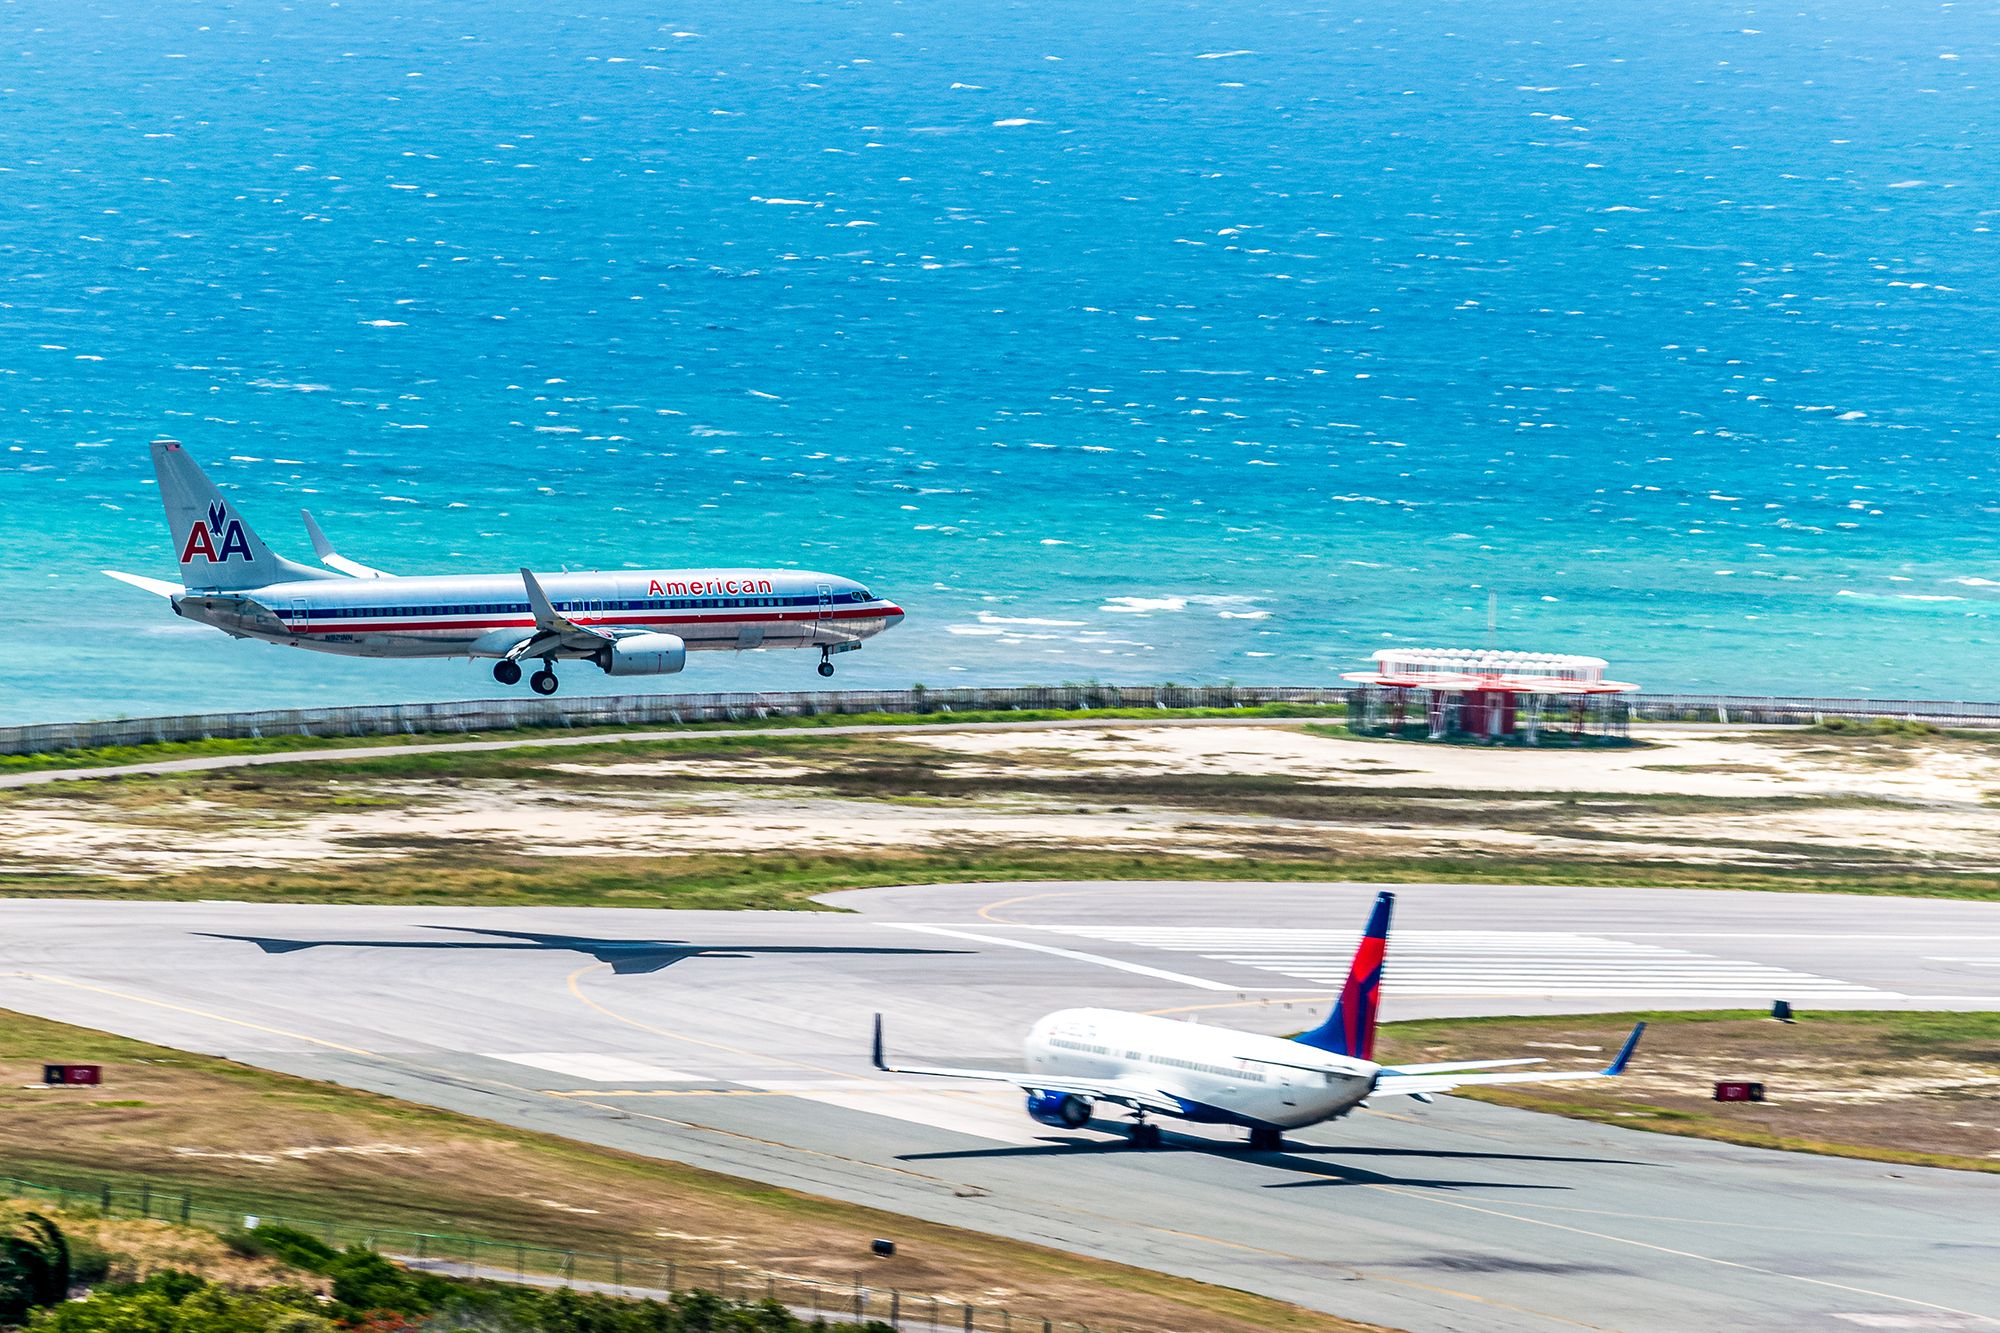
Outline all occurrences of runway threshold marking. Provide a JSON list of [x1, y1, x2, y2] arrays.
[[888, 923, 1237, 990]]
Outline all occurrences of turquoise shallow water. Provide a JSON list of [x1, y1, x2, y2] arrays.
[[3, 1, 1998, 724]]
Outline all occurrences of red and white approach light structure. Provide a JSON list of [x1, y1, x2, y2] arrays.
[[1341, 648, 1639, 743]]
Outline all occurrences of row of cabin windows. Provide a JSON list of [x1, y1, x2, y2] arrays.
[[300, 594, 871, 619], [1050, 1036, 1267, 1083], [1050, 1037, 1111, 1056], [1143, 1052, 1268, 1082]]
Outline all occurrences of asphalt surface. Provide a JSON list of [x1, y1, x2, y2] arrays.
[[4, 881, 1999, 1331]]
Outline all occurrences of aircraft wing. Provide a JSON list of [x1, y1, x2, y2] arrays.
[[499, 567, 615, 660], [302, 510, 391, 578], [1372, 1023, 1645, 1099], [871, 1016, 1183, 1116], [102, 569, 182, 597]]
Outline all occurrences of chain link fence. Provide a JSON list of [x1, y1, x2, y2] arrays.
[[0, 685, 1345, 756], [1, 1174, 1099, 1332], [9, 682, 1997, 757]]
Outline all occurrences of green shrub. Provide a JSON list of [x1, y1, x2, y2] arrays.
[[0, 1213, 70, 1324], [27, 1279, 334, 1331], [64, 1239, 110, 1287], [1815, 716, 1941, 736], [222, 1225, 339, 1273]]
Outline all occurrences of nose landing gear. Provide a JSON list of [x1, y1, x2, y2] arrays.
[[493, 660, 522, 686], [529, 667, 559, 696]]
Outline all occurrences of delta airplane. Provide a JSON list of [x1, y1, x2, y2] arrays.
[[104, 440, 904, 694], [874, 891, 1644, 1151]]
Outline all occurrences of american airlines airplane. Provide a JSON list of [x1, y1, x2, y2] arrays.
[[105, 440, 905, 694], [874, 891, 1645, 1151]]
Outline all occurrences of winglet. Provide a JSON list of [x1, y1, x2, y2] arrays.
[[521, 566, 561, 630], [303, 510, 390, 578], [871, 1013, 888, 1071], [303, 509, 337, 562], [1604, 1022, 1646, 1076]]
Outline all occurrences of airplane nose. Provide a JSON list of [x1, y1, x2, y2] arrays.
[[883, 603, 906, 626]]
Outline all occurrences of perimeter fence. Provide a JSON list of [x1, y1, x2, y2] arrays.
[[7, 684, 2000, 757], [0, 684, 1345, 756], [1626, 693, 2000, 726], [0, 1173, 1102, 1332]]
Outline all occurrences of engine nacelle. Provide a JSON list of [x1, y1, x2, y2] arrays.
[[1025, 1090, 1093, 1129], [597, 633, 687, 676]]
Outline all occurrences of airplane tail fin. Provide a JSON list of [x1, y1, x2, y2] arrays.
[[152, 439, 332, 590], [1294, 890, 1393, 1061]]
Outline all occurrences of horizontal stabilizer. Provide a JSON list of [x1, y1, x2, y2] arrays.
[[1377, 1057, 1544, 1076], [102, 569, 182, 598], [1373, 1023, 1646, 1098]]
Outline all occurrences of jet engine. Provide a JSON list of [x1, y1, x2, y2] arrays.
[[597, 633, 687, 676], [1025, 1091, 1093, 1129]]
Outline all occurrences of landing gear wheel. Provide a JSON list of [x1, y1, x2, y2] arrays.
[[1128, 1122, 1163, 1151], [817, 648, 836, 678], [493, 660, 522, 686], [817, 660, 836, 678], [1248, 1126, 1284, 1153], [529, 669, 559, 696]]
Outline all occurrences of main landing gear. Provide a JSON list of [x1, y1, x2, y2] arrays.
[[817, 648, 836, 678], [491, 658, 558, 694], [1247, 1126, 1285, 1153], [1126, 1120, 1163, 1151]]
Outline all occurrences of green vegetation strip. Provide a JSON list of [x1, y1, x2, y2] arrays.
[[0, 704, 1343, 775], [1376, 1009, 2000, 1174], [11, 849, 2000, 910]]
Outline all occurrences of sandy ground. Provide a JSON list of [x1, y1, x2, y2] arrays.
[[893, 723, 2000, 802], [4, 723, 1998, 879]]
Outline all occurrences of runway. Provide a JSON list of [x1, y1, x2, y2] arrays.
[[4, 881, 2000, 1331]]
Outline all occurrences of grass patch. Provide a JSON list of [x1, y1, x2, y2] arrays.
[[12, 848, 2000, 910], [1375, 1010, 2000, 1174], [0, 703, 1344, 775], [0, 1009, 1367, 1333]]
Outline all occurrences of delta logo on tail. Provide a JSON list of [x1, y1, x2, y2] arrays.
[[180, 501, 253, 563]]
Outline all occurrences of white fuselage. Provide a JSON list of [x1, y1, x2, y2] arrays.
[[173, 567, 902, 660], [1026, 1008, 1378, 1131]]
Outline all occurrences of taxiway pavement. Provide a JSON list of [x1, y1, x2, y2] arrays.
[[4, 881, 1999, 1331]]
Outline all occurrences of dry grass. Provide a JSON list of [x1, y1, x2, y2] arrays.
[[0, 1009, 1370, 1333], [1374, 1010, 2000, 1173], [0, 1201, 325, 1292], [11, 723, 2000, 903]]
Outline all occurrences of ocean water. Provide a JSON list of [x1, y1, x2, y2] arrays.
[[3, 0, 1998, 725]]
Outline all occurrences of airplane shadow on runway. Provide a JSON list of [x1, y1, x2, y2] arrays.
[[195, 926, 971, 976], [900, 1135, 1653, 1191]]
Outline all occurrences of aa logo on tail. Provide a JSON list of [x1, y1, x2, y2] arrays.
[[181, 502, 253, 563]]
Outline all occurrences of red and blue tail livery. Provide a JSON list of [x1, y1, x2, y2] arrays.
[[1294, 890, 1393, 1060]]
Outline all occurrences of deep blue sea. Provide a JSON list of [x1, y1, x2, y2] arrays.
[[4, 0, 1998, 724]]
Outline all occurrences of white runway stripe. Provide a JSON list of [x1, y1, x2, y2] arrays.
[[1027, 926, 1901, 1001]]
